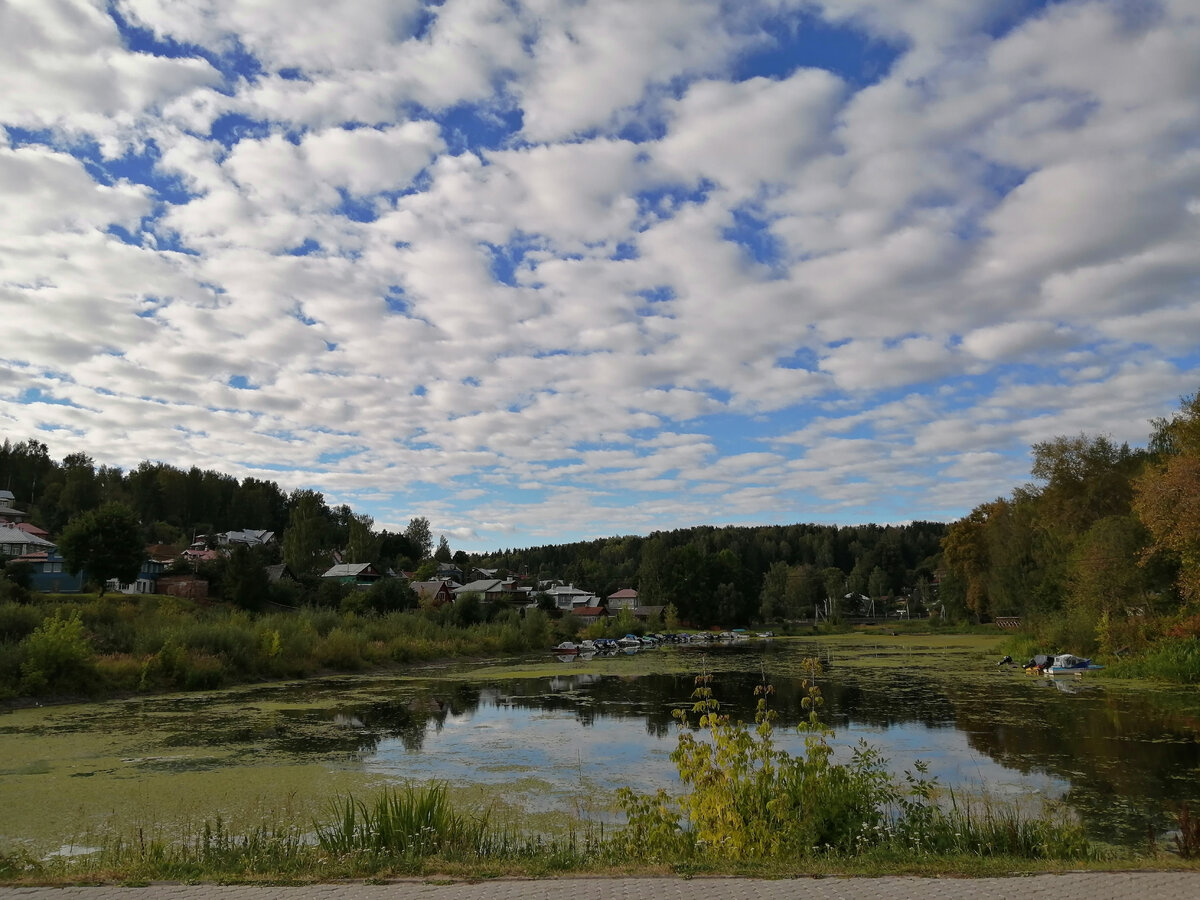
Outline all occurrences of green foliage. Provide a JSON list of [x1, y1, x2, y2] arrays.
[[0, 601, 44, 642], [0, 576, 30, 604], [364, 576, 416, 613], [404, 516, 433, 560], [1103, 637, 1200, 683], [617, 665, 1100, 863], [0, 594, 575, 699], [282, 490, 332, 578], [57, 501, 145, 593], [19, 609, 93, 694], [315, 783, 491, 859]]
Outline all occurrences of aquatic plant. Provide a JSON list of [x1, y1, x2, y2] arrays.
[[315, 782, 492, 860]]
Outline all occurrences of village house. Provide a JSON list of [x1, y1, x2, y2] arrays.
[[17, 547, 85, 593], [0, 490, 29, 524], [607, 588, 639, 609], [572, 605, 607, 625], [321, 563, 383, 586], [545, 583, 598, 610], [0, 522, 54, 559], [411, 579, 457, 605]]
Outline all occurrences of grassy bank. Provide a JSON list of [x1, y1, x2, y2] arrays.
[[0, 593, 556, 702]]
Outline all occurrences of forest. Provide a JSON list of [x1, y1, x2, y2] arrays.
[[938, 389, 1200, 666], [2, 388, 1198, 649]]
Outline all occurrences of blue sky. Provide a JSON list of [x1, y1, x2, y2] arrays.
[[2, 0, 1199, 553]]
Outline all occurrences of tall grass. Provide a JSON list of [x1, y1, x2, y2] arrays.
[[316, 783, 492, 859], [0, 595, 560, 700], [1103, 637, 1200, 683]]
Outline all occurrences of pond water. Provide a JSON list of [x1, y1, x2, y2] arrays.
[[2, 634, 1198, 853]]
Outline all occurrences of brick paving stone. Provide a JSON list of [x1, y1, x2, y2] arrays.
[[0, 875, 1157, 898], [3, 874, 1200, 900]]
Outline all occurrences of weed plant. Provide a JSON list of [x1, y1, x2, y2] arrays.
[[614, 660, 1106, 865]]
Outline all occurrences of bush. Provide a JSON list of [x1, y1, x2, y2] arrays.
[[616, 664, 1101, 863], [0, 577, 30, 605], [0, 641, 23, 699], [364, 577, 416, 614], [94, 653, 143, 692], [314, 627, 365, 670], [19, 610, 94, 695], [0, 602, 44, 642]]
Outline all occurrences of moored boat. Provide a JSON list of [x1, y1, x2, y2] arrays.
[[553, 641, 579, 655], [1021, 653, 1103, 675], [1044, 653, 1104, 675]]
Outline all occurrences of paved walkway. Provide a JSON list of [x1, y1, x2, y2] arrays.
[[3, 873, 1200, 900]]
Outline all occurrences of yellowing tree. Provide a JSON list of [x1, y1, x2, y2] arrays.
[[1134, 392, 1200, 603]]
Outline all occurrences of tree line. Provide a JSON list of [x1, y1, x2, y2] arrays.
[[939, 389, 1200, 657], [6, 385, 1196, 645], [475, 520, 947, 626]]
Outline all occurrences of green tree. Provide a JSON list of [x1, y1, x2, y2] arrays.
[[868, 565, 889, 600], [57, 502, 144, 595], [346, 514, 381, 566], [434, 535, 452, 562], [283, 490, 331, 577], [405, 516, 433, 560], [364, 576, 416, 613], [759, 561, 790, 622], [223, 544, 271, 610]]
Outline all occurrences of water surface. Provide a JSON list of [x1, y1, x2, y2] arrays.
[[2, 634, 1197, 852]]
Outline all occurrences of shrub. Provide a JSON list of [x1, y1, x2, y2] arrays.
[[1104, 637, 1200, 683], [314, 627, 365, 670], [617, 663, 1101, 863], [181, 652, 226, 690], [0, 641, 23, 699], [94, 652, 143, 692], [0, 602, 44, 642], [19, 609, 94, 695], [174, 621, 258, 673]]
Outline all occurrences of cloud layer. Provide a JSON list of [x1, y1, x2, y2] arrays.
[[3, 0, 1199, 549]]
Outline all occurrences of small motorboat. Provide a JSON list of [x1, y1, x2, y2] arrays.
[[1044, 653, 1104, 675], [1022, 653, 1103, 675], [553, 641, 579, 655]]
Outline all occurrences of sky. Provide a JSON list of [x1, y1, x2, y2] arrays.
[[2, 0, 1199, 553]]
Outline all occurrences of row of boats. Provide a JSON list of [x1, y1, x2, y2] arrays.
[[553, 631, 774, 655]]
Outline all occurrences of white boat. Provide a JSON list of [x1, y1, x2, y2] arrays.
[[617, 634, 642, 648], [1026, 653, 1103, 675], [1045, 653, 1104, 675], [553, 641, 579, 655]]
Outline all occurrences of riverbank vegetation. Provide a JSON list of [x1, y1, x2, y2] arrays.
[[0, 592, 562, 700], [2, 665, 1194, 884]]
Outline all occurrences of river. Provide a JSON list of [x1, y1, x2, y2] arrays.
[[2, 633, 1198, 854]]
